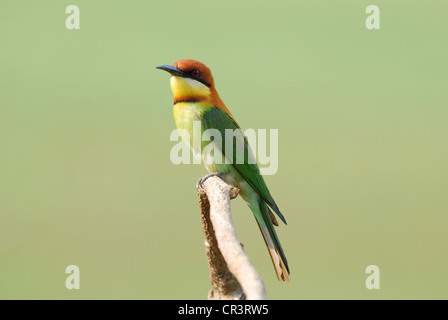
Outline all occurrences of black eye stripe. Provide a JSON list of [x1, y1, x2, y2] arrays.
[[186, 70, 211, 87]]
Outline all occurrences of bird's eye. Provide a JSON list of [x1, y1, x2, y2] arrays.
[[192, 69, 200, 77]]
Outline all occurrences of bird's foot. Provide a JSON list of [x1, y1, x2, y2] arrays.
[[196, 172, 223, 190]]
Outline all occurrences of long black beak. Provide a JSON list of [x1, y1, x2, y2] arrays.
[[156, 65, 186, 77]]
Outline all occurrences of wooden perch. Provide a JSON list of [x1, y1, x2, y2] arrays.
[[197, 176, 267, 300]]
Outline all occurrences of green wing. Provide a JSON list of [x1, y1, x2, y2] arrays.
[[201, 106, 286, 224]]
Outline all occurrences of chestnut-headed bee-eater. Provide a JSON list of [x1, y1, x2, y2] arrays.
[[157, 59, 290, 281]]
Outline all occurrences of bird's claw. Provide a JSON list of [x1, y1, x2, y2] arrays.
[[196, 172, 223, 190]]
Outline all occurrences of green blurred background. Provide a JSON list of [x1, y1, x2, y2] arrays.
[[1, 0, 447, 299]]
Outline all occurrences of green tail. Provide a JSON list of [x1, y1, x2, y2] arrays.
[[248, 196, 290, 281]]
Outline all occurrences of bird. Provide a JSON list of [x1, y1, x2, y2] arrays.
[[157, 59, 290, 281]]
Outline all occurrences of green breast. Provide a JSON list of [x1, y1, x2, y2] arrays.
[[173, 102, 211, 161]]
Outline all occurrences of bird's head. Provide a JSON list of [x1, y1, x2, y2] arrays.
[[157, 59, 215, 104], [157, 59, 233, 117]]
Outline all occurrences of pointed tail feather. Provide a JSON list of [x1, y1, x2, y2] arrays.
[[256, 200, 290, 281], [256, 221, 290, 281]]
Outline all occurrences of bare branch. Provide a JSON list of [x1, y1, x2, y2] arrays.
[[197, 176, 267, 300]]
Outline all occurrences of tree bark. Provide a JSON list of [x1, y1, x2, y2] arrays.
[[197, 176, 267, 300]]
